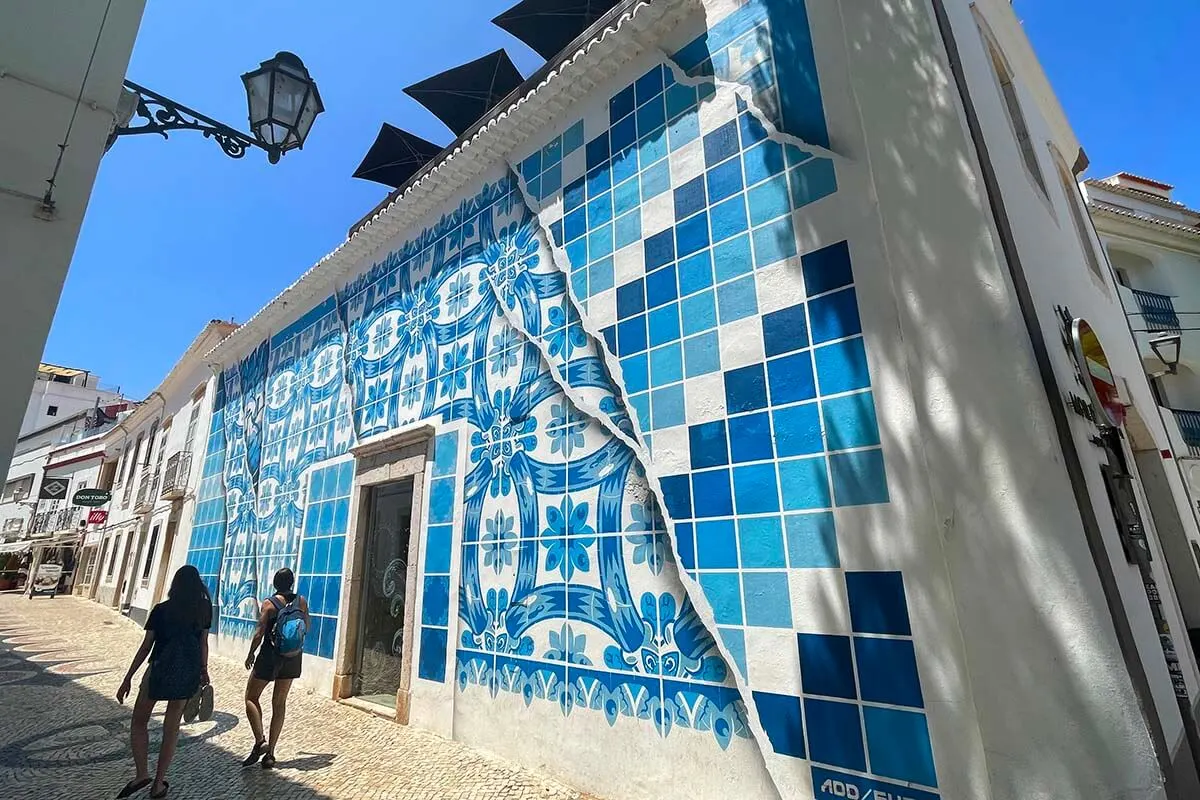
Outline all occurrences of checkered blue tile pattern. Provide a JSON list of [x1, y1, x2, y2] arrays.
[[418, 429, 461, 683], [296, 460, 353, 660]]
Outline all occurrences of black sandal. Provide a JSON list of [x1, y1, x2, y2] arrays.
[[242, 739, 267, 766], [261, 752, 276, 770], [149, 781, 168, 799], [116, 778, 152, 798]]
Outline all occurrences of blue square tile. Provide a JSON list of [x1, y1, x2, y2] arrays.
[[637, 96, 666, 137], [648, 302, 681, 347], [822, 392, 880, 450], [589, 223, 614, 260], [724, 363, 768, 412], [650, 343, 683, 386], [856, 636, 924, 708], [733, 463, 780, 514], [641, 159, 672, 199], [600, 324, 617, 353], [773, 402, 822, 457], [802, 240, 853, 297], [611, 113, 637, 154], [651, 384, 686, 428], [681, 290, 717, 336], [640, 127, 668, 166], [752, 214, 798, 268], [550, 219, 563, 247], [721, 628, 748, 681], [739, 516, 786, 568], [635, 65, 664, 105], [614, 176, 641, 216], [616, 315, 647, 355], [424, 525, 453, 573], [566, 238, 588, 269], [862, 707, 938, 788], [676, 213, 710, 258], [620, 353, 649, 394], [804, 698, 866, 772], [433, 432, 459, 477], [610, 85, 635, 123], [798, 633, 857, 699], [676, 521, 696, 570], [829, 449, 889, 506], [586, 164, 612, 198], [689, 420, 729, 469], [541, 163, 562, 197], [786, 145, 812, 168], [612, 145, 639, 184], [713, 233, 753, 282], [421, 576, 450, 626], [698, 572, 743, 625], [785, 512, 838, 567], [615, 211, 642, 250], [669, 111, 701, 150], [589, 256, 615, 294], [744, 139, 786, 186], [678, 251, 714, 296], [586, 134, 610, 169], [778, 457, 831, 511], [814, 338, 870, 394], [728, 411, 773, 463], [695, 518, 738, 568], [706, 158, 744, 204], [328, 536, 346, 574], [703, 120, 739, 167], [319, 618, 337, 659], [790, 158, 838, 209], [646, 264, 678, 308], [753, 691, 805, 758], [762, 303, 809, 357], [710, 195, 749, 244], [743, 571, 792, 627], [809, 288, 861, 344], [563, 120, 585, 155], [846, 571, 911, 635], [526, 176, 540, 199], [428, 477, 456, 524], [665, 82, 698, 121], [616, 278, 645, 318], [684, 331, 721, 377], [418, 627, 448, 682], [767, 351, 816, 405], [520, 151, 541, 181], [645, 229, 676, 271], [717, 274, 758, 323], [692, 468, 734, 518], [674, 175, 707, 220], [630, 391, 651, 431], [738, 111, 769, 146], [660, 474, 692, 519], [587, 192, 613, 228], [748, 174, 791, 226]]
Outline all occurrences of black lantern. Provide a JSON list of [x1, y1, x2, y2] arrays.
[[241, 52, 325, 164]]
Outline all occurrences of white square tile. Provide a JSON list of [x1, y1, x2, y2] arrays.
[[753, 259, 808, 314], [744, 626, 802, 696], [718, 317, 765, 369], [669, 139, 705, 187], [698, 88, 738, 134], [614, 245, 646, 285], [561, 148, 585, 186], [648, 425, 690, 473], [588, 288, 617, 329], [788, 568, 850, 634], [684, 373, 726, 424], [642, 192, 675, 237]]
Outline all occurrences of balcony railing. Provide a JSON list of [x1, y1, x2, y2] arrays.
[[160, 451, 192, 500], [135, 471, 160, 511], [1132, 289, 1181, 333], [1173, 409, 1200, 457], [30, 507, 81, 535]]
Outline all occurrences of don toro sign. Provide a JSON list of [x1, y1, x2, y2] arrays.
[[72, 488, 112, 507]]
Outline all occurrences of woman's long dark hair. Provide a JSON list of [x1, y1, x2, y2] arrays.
[[165, 565, 212, 628]]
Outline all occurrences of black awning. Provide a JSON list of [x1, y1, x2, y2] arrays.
[[403, 50, 524, 137], [352, 124, 444, 189], [492, 0, 621, 61]]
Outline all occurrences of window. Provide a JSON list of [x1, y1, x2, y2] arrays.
[[184, 401, 203, 453], [141, 525, 160, 583], [2, 476, 33, 504], [52, 375, 71, 384], [1052, 146, 1105, 283], [46, 405, 58, 417], [977, 19, 1047, 199], [106, 535, 122, 580], [143, 422, 158, 467]]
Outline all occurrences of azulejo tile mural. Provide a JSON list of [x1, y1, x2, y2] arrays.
[[186, 0, 940, 796]]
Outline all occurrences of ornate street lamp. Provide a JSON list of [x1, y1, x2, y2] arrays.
[[1150, 333, 1182, 375], [107, 52, 324, 164]]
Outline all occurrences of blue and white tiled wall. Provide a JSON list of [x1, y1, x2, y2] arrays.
[[183, 0, 942, 796]]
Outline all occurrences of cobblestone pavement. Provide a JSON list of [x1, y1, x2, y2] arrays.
[[0, 594, 593, 800]]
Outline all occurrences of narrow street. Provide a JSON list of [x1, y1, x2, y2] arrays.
[[0, 593, 588, 800]]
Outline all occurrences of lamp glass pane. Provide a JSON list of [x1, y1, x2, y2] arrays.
[[244, 72, 272, 125]]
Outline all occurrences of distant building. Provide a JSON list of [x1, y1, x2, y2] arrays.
[[21, 363, 125, 438]]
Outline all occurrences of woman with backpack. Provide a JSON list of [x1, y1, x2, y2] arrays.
[[242, 567, 309, 769], [115, 565, 212, 798]]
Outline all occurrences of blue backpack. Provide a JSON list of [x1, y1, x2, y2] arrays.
[[269, 595, 307, 658]]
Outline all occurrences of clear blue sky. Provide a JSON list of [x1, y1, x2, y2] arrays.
[[43, 0, 1196, 399]]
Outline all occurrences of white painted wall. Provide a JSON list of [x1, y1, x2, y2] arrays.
[[20, 375, 123, 438]]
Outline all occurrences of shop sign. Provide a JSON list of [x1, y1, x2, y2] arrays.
[[38, 478, 69, 500], [32, 563, 62, 593], [73, 489, 111, 507], [86, 510, 109, 525], [1071, 318, 1125, 428]]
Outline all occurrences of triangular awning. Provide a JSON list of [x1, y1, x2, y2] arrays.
[[403, 49, 524, 137], [352, 124, 444, 189], [492, 0, 621, 61]]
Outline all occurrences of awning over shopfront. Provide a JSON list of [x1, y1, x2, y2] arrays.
[[492, 0, 621, 60], [403, 50, 523, 137], [352, 124, 444, 189], [0, 531, 80, 554]]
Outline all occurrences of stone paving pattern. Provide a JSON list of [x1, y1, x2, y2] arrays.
[[0, 594, 595, 800]]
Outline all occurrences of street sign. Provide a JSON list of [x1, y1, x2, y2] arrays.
[[73, 489, 112, 507], [86, 510, 109, 525], [1071, 318, 1125, 428], [38, 478, 69, 500]]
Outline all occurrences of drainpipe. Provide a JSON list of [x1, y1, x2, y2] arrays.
[[926, 0, 1186, 792]]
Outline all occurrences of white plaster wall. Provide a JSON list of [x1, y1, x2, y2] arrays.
[[20, 379, 122, 439]]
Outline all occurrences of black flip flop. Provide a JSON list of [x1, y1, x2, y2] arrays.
[[243, 739, 266, 766], [149, 781, 169, 799], [116, 778, 152, 798]]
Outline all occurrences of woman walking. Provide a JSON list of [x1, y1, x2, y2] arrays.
[[243, 567, 309, 769], [115, 565, 212, 798]]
